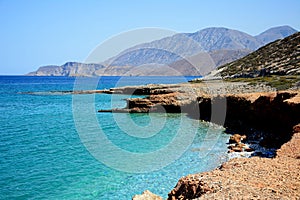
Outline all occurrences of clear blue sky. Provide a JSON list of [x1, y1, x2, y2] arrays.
[[0, 0, 299, 75]]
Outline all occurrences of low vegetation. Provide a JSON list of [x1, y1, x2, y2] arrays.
[[225, 75, 300, 90]]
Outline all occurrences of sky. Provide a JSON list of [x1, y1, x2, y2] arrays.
[[0, 0, 299, 75]]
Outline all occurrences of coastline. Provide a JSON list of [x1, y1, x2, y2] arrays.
[[167, 125, 300, 200], [97, 80, 299, 151], [89, 80, 300, 199]]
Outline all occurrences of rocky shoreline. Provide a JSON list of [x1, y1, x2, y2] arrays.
[[166, 124, 300, 200], [93, 81, 300, 199], [67, 80, 300, 199]]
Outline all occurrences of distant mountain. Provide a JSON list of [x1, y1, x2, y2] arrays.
[[107, 27, 261, 67], [187, 27, 261, 51], [28, 26, 298, 76], [166, 49, 252, 75], [27, 49, 251, 76], [255, 25, 297, 45], [106, 26, 297, 67], [210, 32, 300, 78], [27, 62, 105, 76]]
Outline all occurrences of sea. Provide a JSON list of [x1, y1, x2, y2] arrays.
[[0, 76, 230, 199]]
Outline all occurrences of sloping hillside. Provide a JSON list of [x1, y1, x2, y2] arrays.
[[218, 32, 300, 78]]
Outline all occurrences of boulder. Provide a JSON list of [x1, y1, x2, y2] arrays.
[[168, 175, 213, 200], [228, 141, 254, 153], [229, 134, 246, 144]]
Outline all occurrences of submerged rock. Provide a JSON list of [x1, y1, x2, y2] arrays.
[[132, 190, 162, 200]]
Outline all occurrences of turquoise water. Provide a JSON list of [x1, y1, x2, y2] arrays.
[[0, 76, 229, 199]]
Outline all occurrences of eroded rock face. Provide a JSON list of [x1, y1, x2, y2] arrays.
[[132, 190, 162, 200], [276, 124, 300, 159], [222, 91, 300, 149]]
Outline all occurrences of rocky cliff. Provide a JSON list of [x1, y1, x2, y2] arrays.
[[98, 82, 299, 149]]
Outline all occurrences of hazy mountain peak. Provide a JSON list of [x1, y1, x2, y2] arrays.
[[255, 25, 298, 44], [186, 27, 260, 52]]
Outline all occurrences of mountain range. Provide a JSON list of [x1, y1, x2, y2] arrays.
[[27, 26, 297, 76]]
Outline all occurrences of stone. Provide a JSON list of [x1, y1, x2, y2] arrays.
[[167, 175, 213, 200], [229, 134, 247, 144]]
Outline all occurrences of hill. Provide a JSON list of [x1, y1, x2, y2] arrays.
[[217, 32, 300, 78], [27, 62, 106, 76]]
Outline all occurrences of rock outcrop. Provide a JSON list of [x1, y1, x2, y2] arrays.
[[228, 134, 246, 144], [167, 174, 214, 200]]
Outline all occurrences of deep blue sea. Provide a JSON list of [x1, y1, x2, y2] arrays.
[[0, 76, 229, 199]]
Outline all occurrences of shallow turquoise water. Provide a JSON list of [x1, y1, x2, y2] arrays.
[[0, 76, 229, 199]]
